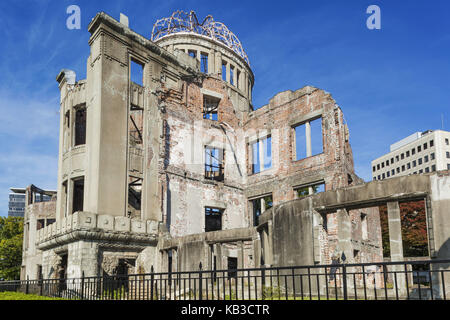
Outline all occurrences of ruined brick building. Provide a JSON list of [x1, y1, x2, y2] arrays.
[[21, 11, 449, 289]]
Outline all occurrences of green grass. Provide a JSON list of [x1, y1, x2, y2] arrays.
[[0, 291, 67, 300]]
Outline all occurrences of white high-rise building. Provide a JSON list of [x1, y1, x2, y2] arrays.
[[371, 130, 450, 181]]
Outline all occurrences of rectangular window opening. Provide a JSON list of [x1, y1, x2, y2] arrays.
[[251, 195, 273, 226], [205, 207, 223, 232], [74, 107, 86, 146], [130, 59, 144, 86], [203, 96, 220, 121], [205, 147, 224, 181], [72, 177, 84, 214], [200, 53, 208, 73]]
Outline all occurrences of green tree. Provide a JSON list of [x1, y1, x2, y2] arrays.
[[0, 216, 24, 280]]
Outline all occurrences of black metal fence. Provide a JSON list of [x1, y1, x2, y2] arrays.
[[1, 259, 449, 300]]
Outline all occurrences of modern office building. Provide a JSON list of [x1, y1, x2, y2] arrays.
[[371, 130, 450, 180], [8, 188, 26, 217]]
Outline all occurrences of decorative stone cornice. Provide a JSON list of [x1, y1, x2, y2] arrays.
[[36, 211, 159, 250]]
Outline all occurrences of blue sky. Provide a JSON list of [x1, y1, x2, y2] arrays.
[[0, 0, 449, 216]]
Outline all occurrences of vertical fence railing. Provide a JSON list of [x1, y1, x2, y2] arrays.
[[0, 259, 449, 300]]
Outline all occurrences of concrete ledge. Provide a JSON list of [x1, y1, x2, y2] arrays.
[[35, 212, 158, 245]]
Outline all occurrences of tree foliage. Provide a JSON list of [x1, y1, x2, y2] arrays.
[[0, 216, 24, 280], [379, 200, 428, 258]]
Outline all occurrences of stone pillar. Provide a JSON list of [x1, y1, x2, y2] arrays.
[[226, 62, 230, 83], [67, 240, 99, 278], [337, 208, 354, 293], [387, 201, 407, 297]]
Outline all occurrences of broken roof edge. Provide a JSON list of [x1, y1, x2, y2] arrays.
[[56, 69, 76, 86], [246, 85, 333, 121], [87, 12, 199, 77]]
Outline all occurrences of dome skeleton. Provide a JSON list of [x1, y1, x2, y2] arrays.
[[151, 10, 250, 65]]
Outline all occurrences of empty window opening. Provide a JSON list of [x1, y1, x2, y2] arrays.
[[128, 177, 142, 219], [130, 59, 144, 86], [230, 65, 234, 85], [295, 182, 325, 198], [74, 107, 86, 146], [205, 147, 224, 181], [72, 178, 84, 214], [205, 207, 223, 232], [251, 195, 273, 226], [227, 257, 238, 279], [222, 61, 227, 81], [249, 136, 272, 174], [203, 96, 220, 121], [58, 254, 68, 282], [129, 104, 144, 145], [188, 50, 196, 59], [294, 117, 323, 160], [200, 53, 208, 73], [37, 219, 45, 231], [379, 199, 429, 258]]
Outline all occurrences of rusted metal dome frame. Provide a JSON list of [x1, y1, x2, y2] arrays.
[[151, 10, 250, 65]]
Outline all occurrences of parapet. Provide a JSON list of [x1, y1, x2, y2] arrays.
[[36, 212, 159, 250]]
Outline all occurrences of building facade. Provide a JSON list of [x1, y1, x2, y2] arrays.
[[8, 188, 26, 217], [372, 130, 450, 181], [21, 11, 386, 282]]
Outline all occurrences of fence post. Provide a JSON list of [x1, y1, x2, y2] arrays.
[[199, 262, 203, 301], [81, 271, 85, 300], [26, 276, 29, 294], [150, 265, 154, 301], [342, 265, 348, 300], [261, 267, 266, 300]]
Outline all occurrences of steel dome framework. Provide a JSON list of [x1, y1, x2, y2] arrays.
[[151, 10, 250, 65]]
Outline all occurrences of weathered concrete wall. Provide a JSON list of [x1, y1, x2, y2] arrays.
[[21, 200, 56, 280], [429, 171, 450, 298], [271, 201, 314, 267]]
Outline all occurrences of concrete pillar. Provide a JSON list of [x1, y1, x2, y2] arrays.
[[215, 51, 222, 77], [67, 241, 99, 278], [337, 209, 354, 292], [305, 121, 312, 157], [387, 201, 407, 297], [209, 49, 215, 74]]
